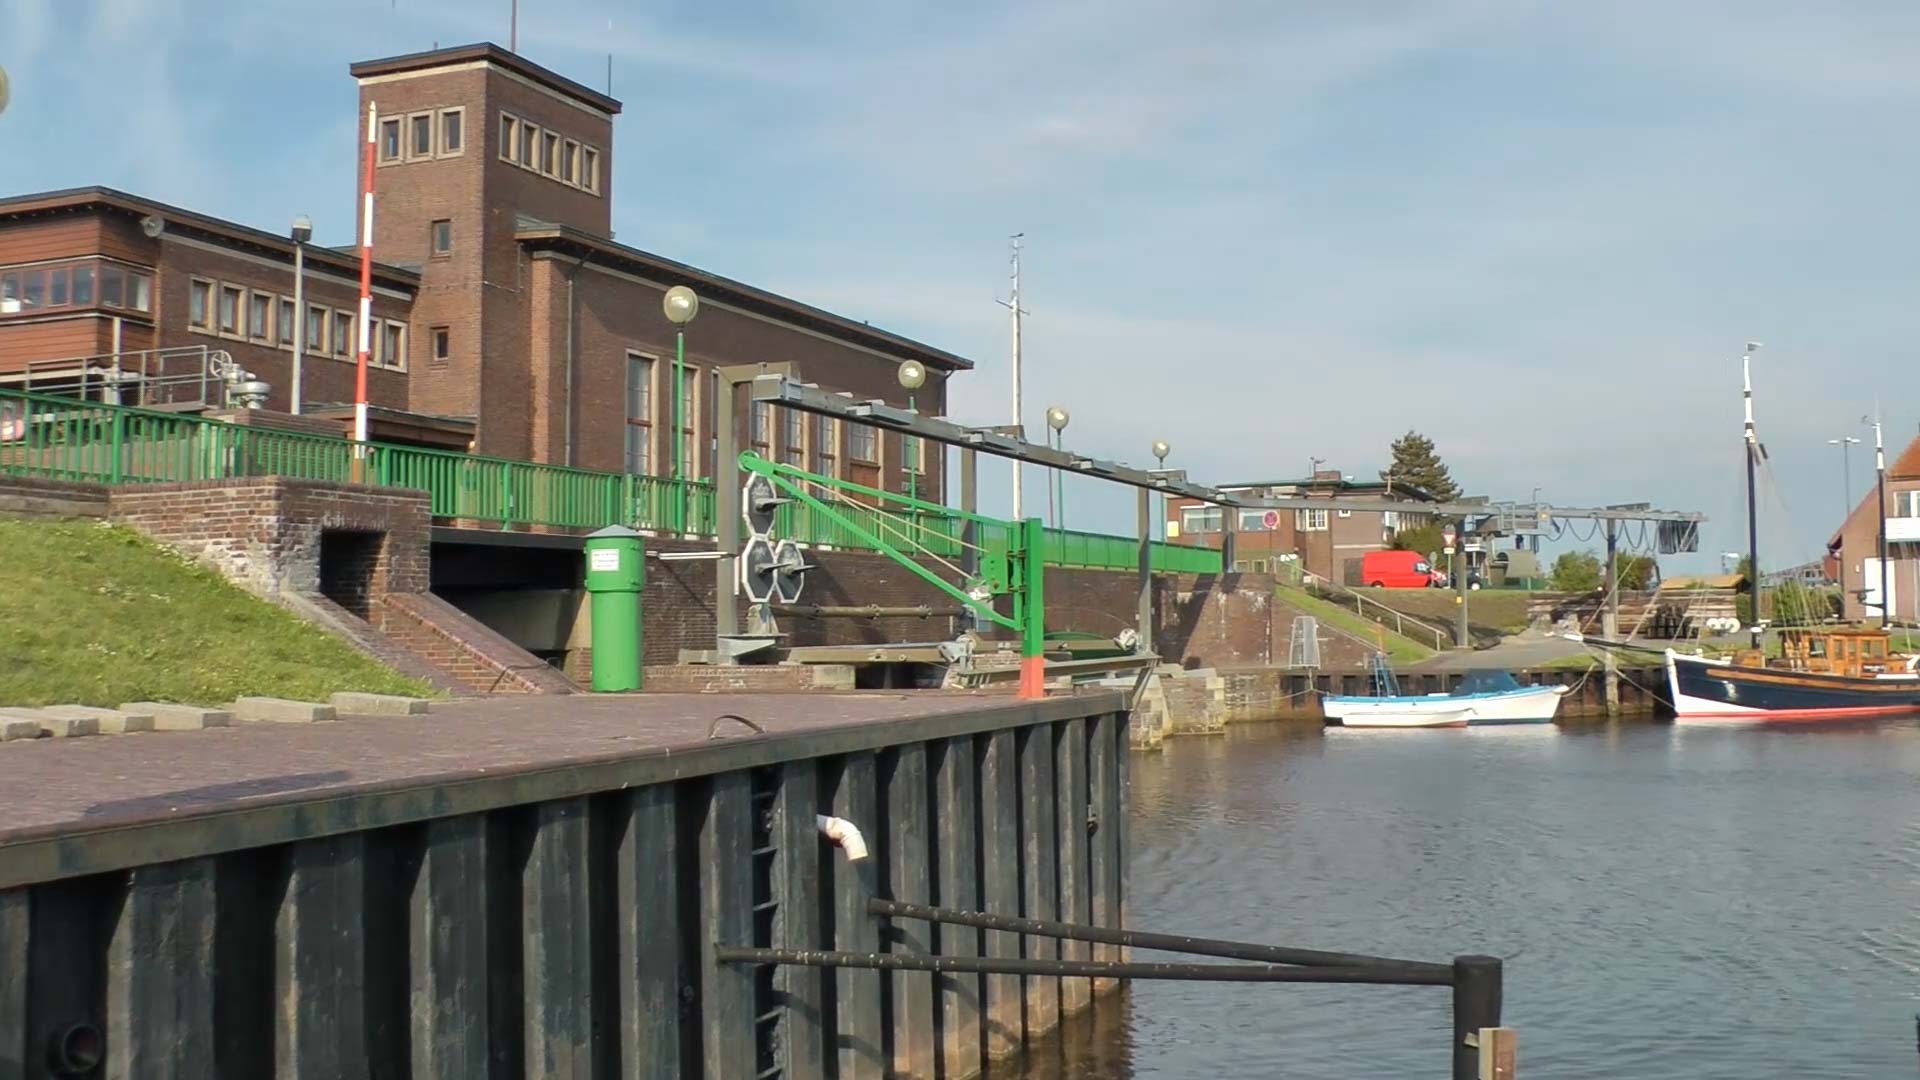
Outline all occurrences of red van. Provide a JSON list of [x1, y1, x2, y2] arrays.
[[1361, 550, 1438, 588]]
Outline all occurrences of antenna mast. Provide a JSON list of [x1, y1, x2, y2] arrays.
[[998, 235, 1027, 519]]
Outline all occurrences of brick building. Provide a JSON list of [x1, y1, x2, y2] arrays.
[[0, 42, 967, 494], [1165, 469, 1435, 582], [1826, 430, 1920, 622]]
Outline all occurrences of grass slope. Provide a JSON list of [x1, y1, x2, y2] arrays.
[[1275, 584, 1436, 665], [0, 519, 436, 707], [1347, 587, 1537, 643]]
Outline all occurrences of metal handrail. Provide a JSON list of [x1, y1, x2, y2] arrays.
[[1297, 567, 1451, 650]]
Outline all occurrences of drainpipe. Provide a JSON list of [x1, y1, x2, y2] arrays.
[[563, 255, 587, 467], [816, 815, 869, 860]]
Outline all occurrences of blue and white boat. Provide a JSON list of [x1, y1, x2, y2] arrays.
[[1323, 661, 1569, 728]]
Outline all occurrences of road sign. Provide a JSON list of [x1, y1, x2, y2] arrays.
[[743, 474, 785, 536], [1441, 524, 1457, 546], [1261, 510, 1279, 529], [772, 539, 809, 604], [739, 537, 778, 602]]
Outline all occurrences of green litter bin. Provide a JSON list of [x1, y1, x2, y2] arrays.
[[584, 525, 644, 692]]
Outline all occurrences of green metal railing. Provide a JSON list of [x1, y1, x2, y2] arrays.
[[0, 388, 1218, 573]]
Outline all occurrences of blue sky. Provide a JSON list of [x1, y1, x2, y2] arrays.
[[5, 0, 1920, 571]]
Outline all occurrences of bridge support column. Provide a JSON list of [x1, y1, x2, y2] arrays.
[[1603, 520, 1620, 716]]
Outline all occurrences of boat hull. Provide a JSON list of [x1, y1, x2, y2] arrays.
[[1666, 650, 1920, 722], [1323, 686, 1566, 727], [1336, 708, 1472, 729]]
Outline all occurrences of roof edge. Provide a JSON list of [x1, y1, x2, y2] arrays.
[[350, 43, 622, 115]]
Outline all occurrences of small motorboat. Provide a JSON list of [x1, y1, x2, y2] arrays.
[[1323, 659, 1570, 728]]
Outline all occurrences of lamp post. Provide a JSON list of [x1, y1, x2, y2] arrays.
[[662, 285, 699, 532], [898, 360, 926, 503], [289, 214, 311, 414], [1828, 435, 1861, 531], [1152, 440, 1170, 541], [1867, 413, 1890, 625], [1046, 405, 1070, 530]]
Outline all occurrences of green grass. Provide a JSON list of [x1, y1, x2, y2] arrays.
[[1351, 587, 1538, 642], [0, 520, 437, 708], [1275, 584, 1436, 665]]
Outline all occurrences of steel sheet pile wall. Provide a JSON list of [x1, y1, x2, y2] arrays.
[[0, 706, 1126, 1080]]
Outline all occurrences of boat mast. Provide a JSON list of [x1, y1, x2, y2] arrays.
[[1742, 342, 1762, 649], [1873, 412, 1889, 626]]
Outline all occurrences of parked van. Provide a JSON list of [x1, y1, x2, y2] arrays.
[[1361, 550, 1439, 588]]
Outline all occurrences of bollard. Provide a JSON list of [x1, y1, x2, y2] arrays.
[[584, 525, 645, 692], [1452, 954, 1503, 1080]]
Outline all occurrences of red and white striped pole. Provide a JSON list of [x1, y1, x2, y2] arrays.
[[354, 100, 377, 448]]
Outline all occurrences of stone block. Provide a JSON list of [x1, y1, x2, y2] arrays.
[[122, 702, 234, 731], [41, 704, 156, 734], [0, 716, 42, 741], [232, 697, 337, 724], [807, 664, 858, 691], [328, 692, 429, 716], [14, 710, 97, 738]]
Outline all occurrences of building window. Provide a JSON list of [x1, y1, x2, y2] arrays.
[[332, 311, 352, 357], [431, 326, 450, 366], [277, 298, 294, 346], [440, 108, 463, 154], [1337, 508, 1353, 518], [781, 408, 804, 466], [543, 132, 560, 175], [750, 401, 772, 455], [1181, 506, 1224, 534], [1900, 491, 1920, 518], [812, 414, 836, 477], [410, 113, 433, 158], [19, 270, 44, 310], [561, 140, 578, 184], [383, 322, 406, 370], [520, 123, 538, 169], [71, 265, 94, 306], [128, 271, 151, 313], [306, 304, 328, 353], [248, 292, 273, 342], [500, 114, 518, 163], [430, 219, 452, 256], [1237, 509, 1273, 532], [380, 117, 402, 163], [48, 268, 69, 307], [100, 266, 125, 307], [217, 285, 242, 334], [847, 423, 878, 464], [0, 274, 14, 310], [626, 353, 653, 474], [677, 367, 697, 477], [1296, 508, 1329, 531], [581, 147, 599, 193]]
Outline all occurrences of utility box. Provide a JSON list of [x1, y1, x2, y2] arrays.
[[583, 525, 644, 692]]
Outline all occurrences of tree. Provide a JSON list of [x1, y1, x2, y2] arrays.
[[1550, 551, 1603, 593], [1390, 524, 1446, 562], [1618, 554, 1658, 591], [1381, 430, 1461, 503]]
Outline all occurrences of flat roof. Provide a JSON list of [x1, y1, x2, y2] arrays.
[[350, 42, 622, 116], [0, 187, 421, 292], [1212, 477, 1436, 500], [518, 221, 975, 372]]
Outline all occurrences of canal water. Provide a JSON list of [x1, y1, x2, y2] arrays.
[[1007, 719, 1920, 1079]]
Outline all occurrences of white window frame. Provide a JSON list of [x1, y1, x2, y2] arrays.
[[381, 320, 408, 371], [246, 290, 274, 343], [626, 351, 655, 474], [1181, 506, 1224, 534], [1237, 508, 1272, 532], [406, 111, 434, 160], [1296, 508, 1329, 531], [217, 284, 244, 338], [378, 115, 404, 164], [306, 303, 329, 355], [188, 277, 215, 332]]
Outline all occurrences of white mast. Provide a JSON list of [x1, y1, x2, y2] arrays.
[[999, 234, 1027, 520]]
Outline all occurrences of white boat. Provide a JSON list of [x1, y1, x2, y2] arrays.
[[1323, 667, 1570, 728]]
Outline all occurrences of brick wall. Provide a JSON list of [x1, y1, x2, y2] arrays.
[[378, 592, 576, 695], [0, 475, 109, 520]]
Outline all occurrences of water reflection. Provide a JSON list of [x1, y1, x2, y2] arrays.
[[1012, 717, 1920, 1079]]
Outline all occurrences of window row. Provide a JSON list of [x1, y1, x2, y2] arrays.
[[187, 278, 407, 371], [0, 259, 152, 316], [377, 107, 466, 165], [499, 112, 600, 195]]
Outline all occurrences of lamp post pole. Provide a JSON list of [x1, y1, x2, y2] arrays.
[[897, 361, 927, 544], [289, 214, 311, 414], [1046, 406, 1070, 531], [663, 286, 700, 532]]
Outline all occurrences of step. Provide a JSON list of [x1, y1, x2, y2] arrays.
[[121, 702, 233, 731], [232, 697, 337, 724], [329, 692, 430, 717], [39, 704, 156, 735], [0, 708, 96, 738]]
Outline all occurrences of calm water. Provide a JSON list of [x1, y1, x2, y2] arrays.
[[1007, 720, 1920, 1079]]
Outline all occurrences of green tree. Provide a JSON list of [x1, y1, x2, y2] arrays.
[[1618, 554, 1658, 591], [1551, 551, 1603, 592], [1381, 430, 1461, 502], [1390, 524, 1446, 562]]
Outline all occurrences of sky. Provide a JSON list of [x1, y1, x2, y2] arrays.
[[4, 0, 1920, 573]]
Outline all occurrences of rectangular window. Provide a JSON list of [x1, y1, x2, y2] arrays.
[[500, 114, 518, 162], [21, 270, 44, 310], [383, 322, 406, 369], [306, 304, 327, 352], [128, 272, 151, 313], [430, 219, 452, 256], [561, 140, 578, 184], [410, 113, 433, 158], [217, 285, 242, 334], [543, 132, 560, 175], [678, 368, 698, 478], [812, 414, 837, 477], [1337, 508, 1353, 518], [750, 401, 772, 452], [71, 265, 94, 306], [277, 298, 294, 345], [440, 108, 463, 154], [520, 123, 538, 169], [848, 423, 878, 463], [1237, 509, 1273, 531], [781, 408, 804, 466], [380, 118, 402, 162], [626, 353, 653, 474], [48, 268, 69, 307], [1296, 508, 1329, 531], [248, 292, 272, 341], [1901, 491, 1920, 518], [100, 266, 125, 308], [581, 147, 598, 193], [332, 311, 352, 357], [0, 273, 15, 309], [431, 326, 450, 365], [1181, 506, 1224, 534]]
